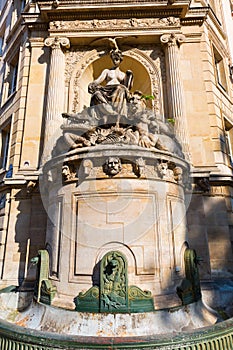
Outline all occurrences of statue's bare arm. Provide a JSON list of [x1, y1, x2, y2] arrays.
[[93, 69, 109, 85]]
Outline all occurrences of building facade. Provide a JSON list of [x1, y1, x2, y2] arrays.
[[0, 0, 232, 315]]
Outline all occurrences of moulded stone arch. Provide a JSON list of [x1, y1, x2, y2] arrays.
[[179, 241, 189, 277], [68, 48, 164, 116], [125, 48, 164, 116]]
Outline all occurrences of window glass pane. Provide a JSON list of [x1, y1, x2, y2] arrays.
[[7, 62, 18, 97], [213, 48, 227, 91], [0, 123, 11, 170], [224, 120, 233, 166]]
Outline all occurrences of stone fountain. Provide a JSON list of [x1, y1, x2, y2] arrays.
[[0, 47, 220, 348]]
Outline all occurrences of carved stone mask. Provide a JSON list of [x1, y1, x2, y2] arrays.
[[104, 157, 122, 176]]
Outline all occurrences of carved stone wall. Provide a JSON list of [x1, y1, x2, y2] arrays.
[[42, 146, 189, 309]]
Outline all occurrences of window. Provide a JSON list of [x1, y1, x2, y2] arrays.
[[7, 62, 18, 97], [224, 119, 233, 166], [2, 53, 19, 101], [15, 0, 27, 18], [213, 47, 227, 91], [11, 0, 27, 27], [0, 122, 11, 170], [0, 37, 3, 56], [21, 0, 27, 11], [0, 22, 6, 57]]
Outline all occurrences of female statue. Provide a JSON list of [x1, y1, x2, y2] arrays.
[[88, 49, 133, 126]]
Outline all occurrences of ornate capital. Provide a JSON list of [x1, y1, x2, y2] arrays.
[[160, 33, 186, 47], [44, 36, 70, 50]]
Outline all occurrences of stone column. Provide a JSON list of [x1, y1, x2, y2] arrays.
[[42, 36, 70, 164], [160, 33, 190, 160]]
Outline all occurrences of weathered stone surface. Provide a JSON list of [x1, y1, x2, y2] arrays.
[[0, 295, 218, 336]]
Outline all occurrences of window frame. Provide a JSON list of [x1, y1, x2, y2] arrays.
[[224, 119, 233, 167], [213, 46, 228, 92], [1, 50, 19, 104], [7, 61, 18, 98], [0, 118, 12, 171]]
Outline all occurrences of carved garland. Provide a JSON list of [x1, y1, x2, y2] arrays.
[[65, 48, 163, 115]]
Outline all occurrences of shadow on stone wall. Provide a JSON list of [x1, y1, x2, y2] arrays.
[[186, 189, 233, 317], [14, 188, 47, 309]]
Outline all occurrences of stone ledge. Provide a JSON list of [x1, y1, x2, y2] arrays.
[[0, 302, 232, 349]]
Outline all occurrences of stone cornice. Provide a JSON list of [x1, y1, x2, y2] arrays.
[[37, 0, 191, 20], [181, 6, 209, 25], [46, 9, 184, 22], [22, 13, 49, 32]]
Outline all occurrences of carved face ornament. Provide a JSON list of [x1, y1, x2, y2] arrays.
[[104, 157, 122, 176]]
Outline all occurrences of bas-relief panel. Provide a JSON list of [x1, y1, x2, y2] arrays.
[[65, 46, 165, 116], [70, 193, 159, 282], [50, 17, 180, 31]]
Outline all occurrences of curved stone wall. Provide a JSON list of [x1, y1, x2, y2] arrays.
[[41, 146, 190, 309]]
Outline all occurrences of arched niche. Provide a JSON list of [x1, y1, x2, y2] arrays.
[[94, 242, 137, 285], [68, 49, 163, 116]]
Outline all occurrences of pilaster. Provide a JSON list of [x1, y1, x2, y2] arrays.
[[42, 36, 70, 164], [160, 33, 190, 161], [20, 39, 48, 170]]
